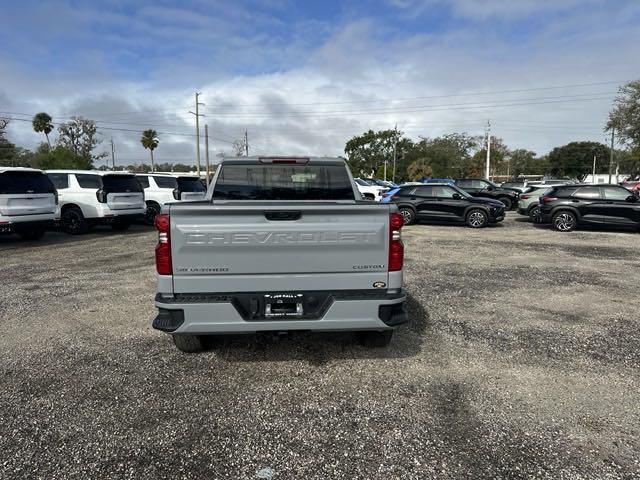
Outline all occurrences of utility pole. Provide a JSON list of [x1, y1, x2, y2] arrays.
[[485, 120, 491, 180], [205, 124, 211, 187], [392, 123, 397, 183], [608, 128, 615, 184], [592, 154, 597, 182], [110, 137, 115, 170], [244, 129, 249, 156], [189, 92, 205, 176]]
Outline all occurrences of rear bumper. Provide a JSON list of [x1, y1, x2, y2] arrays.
[[96, 205, 146, 219], [153, 289, 407, 334], [0, 216, 55, 233], [97, 212, 145, 223]]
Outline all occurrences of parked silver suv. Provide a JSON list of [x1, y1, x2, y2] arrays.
[[0, 167, 57, 240]]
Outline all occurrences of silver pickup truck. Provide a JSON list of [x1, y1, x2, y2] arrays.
[[152, 156, 407, 352]]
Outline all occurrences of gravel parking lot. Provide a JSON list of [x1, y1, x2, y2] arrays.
[[1, 214, 639, 479]]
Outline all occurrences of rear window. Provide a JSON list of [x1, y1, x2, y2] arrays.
[[102, 175, 143, 192], [0, 171, 55, 194], [153, 176, 178, 189], [213, 163, 355, 200], [177, 177, 205, 192]]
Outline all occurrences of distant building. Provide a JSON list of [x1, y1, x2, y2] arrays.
[[583, 173, 630, 184]]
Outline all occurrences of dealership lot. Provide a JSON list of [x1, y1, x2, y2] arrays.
[[1, 215, 639, 479]]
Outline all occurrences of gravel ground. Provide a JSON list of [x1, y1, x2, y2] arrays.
[[1, 214, 639, 479]]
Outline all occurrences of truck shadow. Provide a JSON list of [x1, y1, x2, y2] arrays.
[[205, 293, 430, 364]]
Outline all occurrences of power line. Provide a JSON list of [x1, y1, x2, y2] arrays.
[[203, 93, 616, 118], [202, 79, 629, 109]]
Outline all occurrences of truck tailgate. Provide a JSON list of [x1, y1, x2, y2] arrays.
[[169, 202, 391, 293]]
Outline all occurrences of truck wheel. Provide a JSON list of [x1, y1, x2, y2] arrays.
[[552, 211, 577, 232], [145, 202, 160, 226], [363, 193, 375, 201], [18, 229, 46, 241], [111, 221, 130, 232], [61, 206, 89, 235], [172, 334, 204, 353], [466, 209, 488, 228], [399, 207, 415, 225], [356, 330, 393, 347], [499, 197, 513, 210]]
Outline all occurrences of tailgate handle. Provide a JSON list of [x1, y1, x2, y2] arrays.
[[264, 211, 302, 221]]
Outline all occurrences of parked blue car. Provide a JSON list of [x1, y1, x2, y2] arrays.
[[421, 177, 454, 185], [381, 187, 401, 203]]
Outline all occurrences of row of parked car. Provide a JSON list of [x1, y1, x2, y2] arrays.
[[0, 167, 205, 240], [356, 176, 640, 232]]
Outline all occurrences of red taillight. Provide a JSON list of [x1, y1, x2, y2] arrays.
[[96, 189, 107, 203], [155, 214, 172, 275], [540, 196, 557, 204], [391, 195, 399, 200], [520, 194, 530, 200], [389, 212, 404, 272]]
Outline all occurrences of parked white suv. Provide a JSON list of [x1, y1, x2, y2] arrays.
[[136, 173, 206, 224], [46, 170, 146, 234], [354, 178, 386, 201], [0, 167, 57, 240]]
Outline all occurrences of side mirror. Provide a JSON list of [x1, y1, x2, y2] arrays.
[[485, 185, 494, 191], [452, 193, 462, 200], [626, 195, 638, 202]]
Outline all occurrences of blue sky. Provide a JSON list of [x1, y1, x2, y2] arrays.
[[1, 0, 639, 165]]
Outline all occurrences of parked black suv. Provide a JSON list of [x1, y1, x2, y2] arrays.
[[539, 184, 640, 232], [390, 183, 505, 228], [454, 178, 519, 210]]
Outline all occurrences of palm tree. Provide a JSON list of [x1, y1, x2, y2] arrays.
[[141, 129, 159, 172], [32, 112, 54, 147]]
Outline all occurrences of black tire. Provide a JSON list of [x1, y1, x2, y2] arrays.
[[356, 330, 394, 347], [552, 210, 577, 232], [363, 193, 375, 201], [466, 208, 488, 228], [144, 202, 160, 226], [18, 229, 45, 241], [399, 207, 415, 225], [111, 221, 130, 232], [61, 206, 88, 235], [498, 197, 513, 210], [172, 334, 205, 353], [529, 205, 542, 223]]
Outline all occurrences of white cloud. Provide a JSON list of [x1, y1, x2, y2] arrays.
[[1, 1, 639, 169]]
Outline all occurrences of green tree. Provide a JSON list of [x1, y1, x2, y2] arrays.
[[30, 143, 92, 170], [0, 118, 17, 165], [141, 129, 159, 172], [547, 141, 610, 180], [345, 129, 411, 178], [32, 112, 54, 147], [406, 159, 433, 181], [57, 116, 104, 167], [411, 133, 480, 177], [508, 149, 541, 177], [607, 80, 640, 148]]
